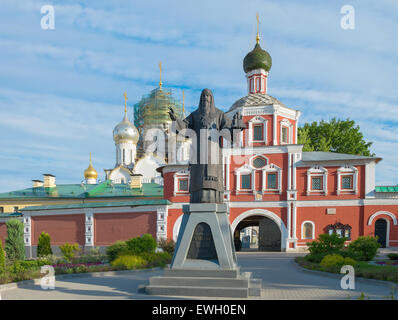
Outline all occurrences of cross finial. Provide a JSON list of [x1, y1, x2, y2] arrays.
[[182, 90, 185, 115], [123, 91, 127, 113], [89, 152, 92, 164], [256, 12, 260, 44], [159, 62, 162, 90]]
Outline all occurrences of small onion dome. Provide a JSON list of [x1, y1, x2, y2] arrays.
[[84, 153, 98, 180], [243, 42, 272, 73], [113, 112, 139, 144]]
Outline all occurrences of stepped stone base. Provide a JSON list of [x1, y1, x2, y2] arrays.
[[144, 203, 262, 298], [144, 267, 262, 298]]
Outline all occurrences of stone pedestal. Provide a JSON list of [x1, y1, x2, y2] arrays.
[[144, 203, 262, 298]]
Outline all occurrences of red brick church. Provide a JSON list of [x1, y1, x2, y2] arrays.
[[1, 34, 397, 256]]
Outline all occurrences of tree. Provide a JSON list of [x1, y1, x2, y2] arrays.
[[5, 219, 25, 261], [298, 118, 374, 156], [37, 232, 53, 257], [0, 241, 5, 273]]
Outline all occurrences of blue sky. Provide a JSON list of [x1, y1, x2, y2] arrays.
[[0, 0, 397, 192]]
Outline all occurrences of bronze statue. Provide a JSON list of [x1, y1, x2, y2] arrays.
[[169, 88, 244, 203]]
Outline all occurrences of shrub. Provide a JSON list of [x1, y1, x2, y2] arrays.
[[142, 252, 172, 268], [307, 233, 346, 257], [320, 254, 357, 270], [347, 236, 380, 261], [304, 253, 326, 263], [5, 219, 25, 262], [0, 242, 5, 273], [106, 241, 129, 262], [388, 253, 398, 261], [157, 238, 176, 256], [111, 255, 147, 270], [320, 254, 345, 269], [126, 234, 157, 255], [59, 243, 79, 262], [37, 232, 52, 257]]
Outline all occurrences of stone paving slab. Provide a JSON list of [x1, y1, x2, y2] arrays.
[[0, 252, 396, 300]]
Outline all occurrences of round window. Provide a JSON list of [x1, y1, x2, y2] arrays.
[[253, 157, 266, 168]]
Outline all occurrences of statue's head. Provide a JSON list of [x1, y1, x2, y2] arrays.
[[199, 88, 214, 115]]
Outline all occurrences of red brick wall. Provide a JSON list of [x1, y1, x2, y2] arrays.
[[94, 211, 157, 246], [32, 214, 85, 246], [364, 205, 398, 246], [296, 206, 363, 245]]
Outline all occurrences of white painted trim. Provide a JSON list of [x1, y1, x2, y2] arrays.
[[231, 208, 287, 250], [307, 165, 328, 195], [84, 208, 94, 246], [368, 211, 397, 226], [172, 214, 183, 242], [337, 165, 358, 195], [22, 205, 166, 216], [280, 119, 293, 145], [156, 206, 168, 240], [262, 163, 282, 194], [23, 216, 31, 246], [248, 116, 268, 145], [301, 220, 315, 240]]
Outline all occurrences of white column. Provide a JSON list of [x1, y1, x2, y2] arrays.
[[23, 216, 32, 257], [85, 209, 94, 247], [156, 206, 168, 241], [288, 153, 292, 190], [273, 112, 278, 145], [292, 203, 297, 239], [287, 203, 292, 239]]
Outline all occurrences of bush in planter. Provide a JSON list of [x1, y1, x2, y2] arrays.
[[126, 234, 157, 255], [111, 255, 147, 270], [106, 241, 129, 262], [5, 219, 25, 262], [347, 236, 380, 261], [37, 232, 53, 257]]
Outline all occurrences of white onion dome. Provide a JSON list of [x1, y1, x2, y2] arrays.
[[113, 112, 139, 144]]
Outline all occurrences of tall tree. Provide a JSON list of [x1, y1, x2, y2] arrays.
[[298, 118, 374, 156], [5, 219, 25, 261]]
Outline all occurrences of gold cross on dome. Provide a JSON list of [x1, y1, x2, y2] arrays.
[[124, 91, 127, 113], [159, 62, 162, 89], [256, 12, 260, 43]]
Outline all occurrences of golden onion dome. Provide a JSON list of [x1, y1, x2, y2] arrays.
[[84, 153, 98, 180], [113, 112, 139, 144]]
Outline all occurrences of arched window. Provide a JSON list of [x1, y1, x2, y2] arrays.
[[302, 221, 315, 239]]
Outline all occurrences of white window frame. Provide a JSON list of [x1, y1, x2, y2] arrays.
[[307, 165, 328, 195], [280, 119, 293, 145], [173, 169, 189, 196], [235, 164, 255, 194], [337, 165, 358, 195], [262, 163, 282, 194], [248, 116, 268, 145], [301, 221, 315, 240]]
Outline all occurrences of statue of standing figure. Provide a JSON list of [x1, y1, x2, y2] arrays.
[[169, 88, 245, 204]]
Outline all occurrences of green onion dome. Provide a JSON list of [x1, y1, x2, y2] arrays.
[[243, 42, 272, 73]]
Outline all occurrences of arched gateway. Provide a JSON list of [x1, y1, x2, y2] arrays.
[[231, 209, 287, 251]]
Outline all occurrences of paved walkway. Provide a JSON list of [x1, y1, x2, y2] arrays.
[[0, 252, 396, 300]]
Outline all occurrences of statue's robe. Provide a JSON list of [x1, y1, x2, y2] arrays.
[[175, 107, 234, 203]]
